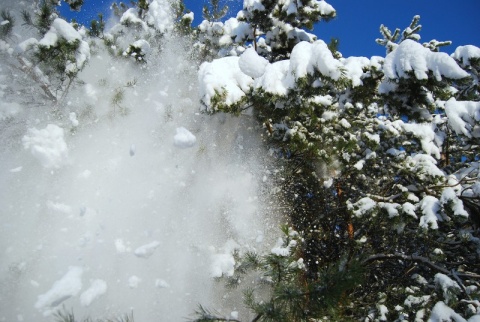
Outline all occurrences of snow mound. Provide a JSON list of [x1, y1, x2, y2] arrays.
[[289, 40, 344, 81], [254, 60, 291, 96], [39, 18, 81, 47], [211, 253, 235, 278], [198, 56, 253, 109], [445, 98, 480, 138], [452, 45, 480, 67], [384, 39, 469, 81], [80, 279, 107, 307], [173, 127, 197, 148], [22, 124, 68, 168], [134, 241, 161, 258], [239, 47, 269, 78], [35, 266, 83, 313]]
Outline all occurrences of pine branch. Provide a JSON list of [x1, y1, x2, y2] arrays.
[[190, 305, 241, 322], [16, 56, 57, 102], [364, 253, 480, 279]]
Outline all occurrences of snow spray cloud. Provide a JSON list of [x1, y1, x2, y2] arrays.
[[0, 4, 277, 321]]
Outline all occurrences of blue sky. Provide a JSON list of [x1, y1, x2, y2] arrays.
[[60, 0, 479, 58]]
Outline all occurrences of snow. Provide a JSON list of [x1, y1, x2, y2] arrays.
[[128, 276, 141, 288], [39, 18, 82, 47], [131, 39, 151, 56], [121, 9, 148, 31], [271, 238, 297, 256], [419, 195, 442, 229], [378, 202, 400, 218], [435, 273, 461, 304], [254, 60, 291, 96], [445, 98, 480, 138], [198, 56, 253, 109], [0, 101, 21, 120], [1, 22, 274, 321], [411, 154, 445, 180], [349, 197, 377, 217], [22, 124, 69, 168], [402, 123, 442, 158], [211, 253, 236, 277], [452, 45, 480, 67], [15, 38, 38, 53], [440, 187, 469, 218], [244, 0, 266, 11], [134, 241, 161, 258], [428, 301, 466, 322], [146, 0, 175, 33], [341, 56, 371, 87], [289, 40, 344, 81], [35, 266, 83, 314], [173, 127, 197, 148], [80, 280, 107, 307], [383, 39, 469, 81], [155, 279, 170, 288], [317, 0, 336, 16], [239, 47, 269, 78]]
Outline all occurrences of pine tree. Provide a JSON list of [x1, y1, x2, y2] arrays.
[[198, 14, 480, 320]]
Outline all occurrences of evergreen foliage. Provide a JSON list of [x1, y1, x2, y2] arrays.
[[0, 9, 14, 39], [197, 10, 480, 321], [202, 0, 229, 22], [0, 1, 478, 320]]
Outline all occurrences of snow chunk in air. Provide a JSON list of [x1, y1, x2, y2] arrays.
[[146, 0, 175, 33], [173, 127, 196, 149], [35, 266, 83, 313], [22, 124, 68, 168], [80, 279, 107, 307], [134, 241, 161, 258]]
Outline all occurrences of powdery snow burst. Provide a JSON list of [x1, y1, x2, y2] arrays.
[[0, 23, 276, 322]]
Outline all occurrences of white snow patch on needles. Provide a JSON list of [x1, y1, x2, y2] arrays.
[[428, 301, 467, 322], [39, 18, 81, 47], [134, 241, 161, 258], [254, 60, 291, 96], [199, 56, 253, 109], [445, 98, 480, 138], [384, 39, 469, 81], [419, 196, 442, 229], [35, 266, 83, 313], [452, 45, 480, 67], [239, 47, 269, 78], [22, 124, 68, 168], [80, 280, 107, 307], [173, 127, 196, 148], [210, 253, 235, 277], [289, 40, 344, 81]]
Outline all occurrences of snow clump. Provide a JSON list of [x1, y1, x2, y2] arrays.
[[383, 39, 469, 81], [80, 279, 107, 307], [134, 241, 161, 258], [239, 47, 269, 78], [35, 266, 83, 314], [22, 124, 69, 168], [451, 45, 480, 67], [173, 127, 197, 148]]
